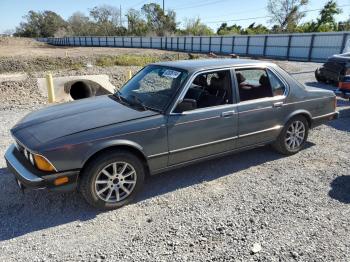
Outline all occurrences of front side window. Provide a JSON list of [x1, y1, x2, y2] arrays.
[[118, 65, 188, 112], [177, 70, 232, 112], [235, 68, 285, 102]]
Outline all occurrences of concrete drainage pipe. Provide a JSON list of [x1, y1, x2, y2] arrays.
[[65, 80, 97, 100]]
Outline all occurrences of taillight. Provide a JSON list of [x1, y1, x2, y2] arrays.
[[339, 81, 350, 90]]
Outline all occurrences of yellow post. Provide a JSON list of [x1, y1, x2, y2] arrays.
[[128, 70, 132, 80], [46, 72, 55, 103]]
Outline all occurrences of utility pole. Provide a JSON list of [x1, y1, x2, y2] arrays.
[[162, 0, 165, 12], [120, 4, 122, 27]]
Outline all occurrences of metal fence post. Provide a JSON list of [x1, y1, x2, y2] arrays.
[[171, 37, 173, 50], [140, 37, 143, 48], [73, 37, 76, 46], [122, 36, 125, 47], [286, 35, 292, 60], [220, 36, 223, 53], [263, 35, 268, 56], [91, 37, 93, 47], [308, 34, 315, 61], [150, 37, 152, 48], [184, 37, 187, 51], [191, 36, 194, 52], [341, 32, 348, 53], [246, 36, 250, 55], [177, 37, 179, 51], [209, 36, 212, 52], [161, 37, 163, 49], [113, 37, 116, 47], [199, 36, 202, 53], [105, 36, 108, 47], [98, 37, 101, 46], [231, 36, 235, 53], [131, 37, 133, 48]]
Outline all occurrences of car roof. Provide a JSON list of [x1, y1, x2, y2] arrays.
[[152, 58, 273, 72]]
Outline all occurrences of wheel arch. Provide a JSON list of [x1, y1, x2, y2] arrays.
[[81, 140, 150, 176], [284, 110, 312, 128]]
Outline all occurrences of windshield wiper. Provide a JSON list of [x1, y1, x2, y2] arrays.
[[129, 94, 148, 111], [114, 91, 129, 105]]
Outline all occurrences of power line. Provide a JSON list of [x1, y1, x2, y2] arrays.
[[169, 0, 231, 10], [202, 4, 350, 24]]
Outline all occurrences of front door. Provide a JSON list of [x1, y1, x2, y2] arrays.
[[167, 69, 238, 166]]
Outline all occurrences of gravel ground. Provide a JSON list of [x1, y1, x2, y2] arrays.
[[0, 53, 350, 261]]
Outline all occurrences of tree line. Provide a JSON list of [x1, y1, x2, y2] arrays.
[[13, 0, 350, 38]]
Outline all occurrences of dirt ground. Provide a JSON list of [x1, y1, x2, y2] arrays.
[[0, 37, 176, 58]]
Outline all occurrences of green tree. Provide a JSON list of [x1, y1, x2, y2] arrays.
[[267, 0, 309, 32], [217, 23, 242, 35], [315, 0, 341, 31], [181, 18, 213, 36], [67, 12, 93, 36], [243, 23, 270, 34], [141, 3, 177, 36], [15, 10, 66, 37], [126, 9, 149, 36], [89, 5, 126, 36]]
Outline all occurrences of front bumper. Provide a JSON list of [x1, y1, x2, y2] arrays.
[[4, 144, 79, 191]]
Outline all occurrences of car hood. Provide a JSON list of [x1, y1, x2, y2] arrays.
[[11, 95, 158, 145]]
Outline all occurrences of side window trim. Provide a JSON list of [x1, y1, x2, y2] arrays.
[[169, 67, 235, 115]]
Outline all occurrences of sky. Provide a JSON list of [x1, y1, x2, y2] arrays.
[[0, 0, 349, 34]]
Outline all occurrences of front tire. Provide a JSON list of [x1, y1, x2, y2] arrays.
[[79, 150, 145, 210], [273, 116, 309, 155]]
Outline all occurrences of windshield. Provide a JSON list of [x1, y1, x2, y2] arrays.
[[117, 65, 188, 112]]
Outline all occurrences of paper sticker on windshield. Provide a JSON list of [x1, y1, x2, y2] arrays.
[[162, 70, 181, 78]]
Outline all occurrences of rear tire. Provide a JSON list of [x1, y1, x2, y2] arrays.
[[272, 116, 309, 155], [79, 150, 145, 210]]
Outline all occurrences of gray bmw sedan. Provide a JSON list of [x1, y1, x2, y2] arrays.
[[5, 59, 338, 210]]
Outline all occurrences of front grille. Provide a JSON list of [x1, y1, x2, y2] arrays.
[[13, 139, 35, 167]]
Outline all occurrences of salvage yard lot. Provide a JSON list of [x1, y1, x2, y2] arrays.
[[0, 38, 349, 261]]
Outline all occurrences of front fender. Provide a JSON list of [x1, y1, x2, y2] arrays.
[[81, 139, 145, 167]]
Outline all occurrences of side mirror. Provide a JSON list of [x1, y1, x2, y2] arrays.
[[175, 99, 197, 113]]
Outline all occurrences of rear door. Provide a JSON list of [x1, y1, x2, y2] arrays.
[[234, 67, 289, 148]]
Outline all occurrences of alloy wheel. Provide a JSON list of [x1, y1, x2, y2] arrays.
[[285, 120, 306, 151], [94, 162, 137, 203]]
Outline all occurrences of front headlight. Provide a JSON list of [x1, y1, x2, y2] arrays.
[[33, 154, 56, 172]]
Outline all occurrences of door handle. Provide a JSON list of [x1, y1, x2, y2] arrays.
[[221, 110, 236, 117], [273, 102, 284, 108]]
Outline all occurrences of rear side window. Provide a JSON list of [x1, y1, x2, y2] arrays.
[[235, 68, 286, 102]]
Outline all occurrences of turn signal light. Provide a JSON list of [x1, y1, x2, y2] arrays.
[[54, 177, 69, 186], [34, 155, 55, 172]]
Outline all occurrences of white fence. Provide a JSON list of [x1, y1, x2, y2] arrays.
[[40, 31, 350, 62]]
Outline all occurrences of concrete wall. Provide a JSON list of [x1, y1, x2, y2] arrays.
[[39, 31, 350, 62]]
